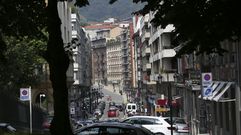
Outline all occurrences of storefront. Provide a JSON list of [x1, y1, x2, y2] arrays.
[[198, 81, 239, 135]]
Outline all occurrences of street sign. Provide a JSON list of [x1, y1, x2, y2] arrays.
[[202, 73, 212, 86], [20, 88, 30, 101], [20, 87, 32, 134], [70, 107, 75, 115], [203, 87, 213, 97], [202, 73, 213, 97]]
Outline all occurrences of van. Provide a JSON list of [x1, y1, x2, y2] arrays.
[[125, 103, 137, 116]]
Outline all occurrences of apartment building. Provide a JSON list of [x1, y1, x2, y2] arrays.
[[106, 38, 122, 87], [120, 27, 132, 91], [106, 27, 124, 89], [85, 23, 118, 86], [136, 13, 241, 135], [85, 20, 135, 93], [135, 13, 177, 114], [133, 10, 241, 135], [92, 34, 107, 86]]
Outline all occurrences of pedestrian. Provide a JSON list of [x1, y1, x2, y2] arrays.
[[157, 111, 161, 117]]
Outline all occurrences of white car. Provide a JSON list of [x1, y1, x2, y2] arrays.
[[121, 116, 177, 135]]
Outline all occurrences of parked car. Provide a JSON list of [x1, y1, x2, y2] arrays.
[[42, 115, 53, 131], [0, 123, 16, 134], [74, 122, 161, 135], [94, 108, 102, 117], [77, 119, 94, 128], [109, 101, 116, 107], [107, 106, 119, 117], [121, 116, 177, 135], [125, 103, 137, 116], [173, 118, 189, 133]]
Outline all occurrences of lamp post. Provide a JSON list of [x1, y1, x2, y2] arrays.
[[160, 72, 177, 135], [40, 94, 46, 108], [156, 75, 162, 117]]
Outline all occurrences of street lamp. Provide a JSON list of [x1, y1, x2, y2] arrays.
[[156, 75, 162, 92], [39, 94, 46, 108], [159, 72, 177, 135]]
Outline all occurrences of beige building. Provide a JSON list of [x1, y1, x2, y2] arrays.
[[106, 37, 122, 87], [106, 27, 124, 88], [109, 27, 123, 39]]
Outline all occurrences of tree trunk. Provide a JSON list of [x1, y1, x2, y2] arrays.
[[46, 0, 73, 135]]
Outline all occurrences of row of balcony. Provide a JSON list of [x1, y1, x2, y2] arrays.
[[141, 32, 150, 43], [149, 49, 176, 63], [140, 14, 149, 29], [149, 72, 176, 82], [142, 63, 151, 71], [142, 47, 151, 57]]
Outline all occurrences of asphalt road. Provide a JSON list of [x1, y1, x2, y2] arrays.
[[99, 87, 126, 121]]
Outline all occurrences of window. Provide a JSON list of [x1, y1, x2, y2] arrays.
[[77, 127, 99, 135], [132, 105, 136, 110], [140, 118, 155, 125], [122, 118, 140, 124], [106, 127, 120, 134], [105, 127, 137, 135]]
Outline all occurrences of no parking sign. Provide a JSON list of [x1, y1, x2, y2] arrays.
[[20, 88, 30, 101], [202, 73, 212, 97]]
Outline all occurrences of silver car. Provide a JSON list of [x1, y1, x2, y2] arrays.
[[173, 118, 189, 133]]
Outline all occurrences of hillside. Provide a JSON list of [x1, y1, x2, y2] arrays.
[[79, 0, 144, 22]]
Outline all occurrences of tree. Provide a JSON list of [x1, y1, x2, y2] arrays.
[[0, 36, 47, 95], [0, 0, 46, 62], [132, 0, 241, 56]]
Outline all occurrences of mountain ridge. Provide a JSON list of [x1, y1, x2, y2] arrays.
[[79, 0, 144, 22]]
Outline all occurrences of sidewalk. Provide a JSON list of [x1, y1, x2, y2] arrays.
[[104, 85, 128, 104]]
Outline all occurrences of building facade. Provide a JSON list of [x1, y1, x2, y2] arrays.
[[132, 12, 241, 135], [106, 37, 122, 90]]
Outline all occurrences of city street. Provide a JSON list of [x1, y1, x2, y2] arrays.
[[99, 85, 126, 121]]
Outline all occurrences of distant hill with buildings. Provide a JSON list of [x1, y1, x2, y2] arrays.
[[79, 0, 144, 22]]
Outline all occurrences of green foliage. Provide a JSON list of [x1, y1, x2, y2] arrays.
[[0, 0, 47, 37], [0, 0, 47, 62], [0, 0, 48, 95], [0, 35, 47, 95], [132, 0, 241, 56]]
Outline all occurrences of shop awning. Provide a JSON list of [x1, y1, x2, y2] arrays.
[[199, 81, 235, 102], [204, 82, 224, 100], [213, 82, 234, 102]]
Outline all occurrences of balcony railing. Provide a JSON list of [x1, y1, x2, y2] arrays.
[[161, 49, 176, 58], [142, 47, 150, 57], [141, 32, 150, 43]]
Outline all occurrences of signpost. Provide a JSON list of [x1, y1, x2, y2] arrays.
[[200, 73, 212, 133], [20, 87, 32, 134], [202, 73, 212, 97]]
